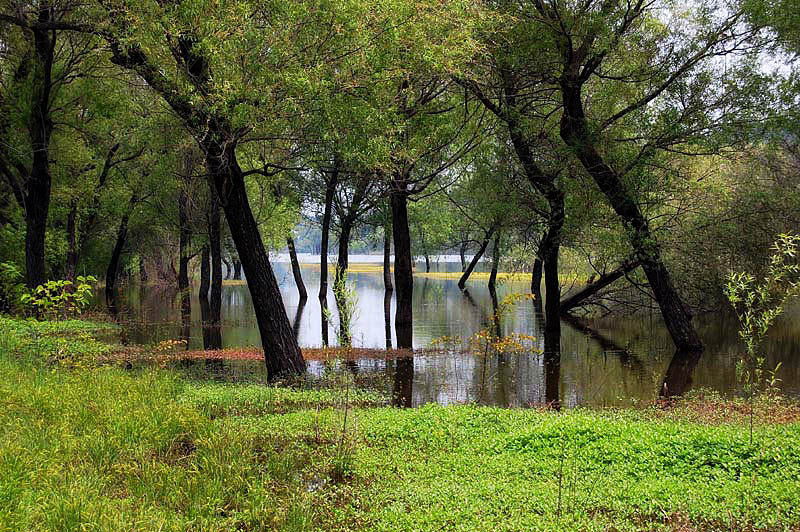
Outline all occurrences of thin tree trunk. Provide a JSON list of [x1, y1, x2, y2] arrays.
[[383, 224, 393, 292], [178, 188, 191, 295], [208, 190, 222, 326], [559, 258, 640, 315], [287, 235, 307, 300], [459, 240, 468, 272], [233, 260, 241, 280], [391, 182, 413, 349], [335, 217, 353, 289], [488, 232, 501, 290], [458, 226, 496, 290], [66, 201, 78, 282], [531, 255, 543, 295], [319, 169, 338, 300], [223, 258, 231, 280], [106, 205, 132, 312]]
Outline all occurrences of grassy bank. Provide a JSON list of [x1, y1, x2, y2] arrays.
[[1, 317, 799, 531]]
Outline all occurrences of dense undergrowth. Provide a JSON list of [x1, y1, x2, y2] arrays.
[[1, 317, 799, 531]]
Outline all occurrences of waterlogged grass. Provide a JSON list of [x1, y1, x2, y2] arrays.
[[1, 317, 799, 531]]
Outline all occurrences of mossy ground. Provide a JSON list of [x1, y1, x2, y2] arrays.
[[1, 316, 799, 531]]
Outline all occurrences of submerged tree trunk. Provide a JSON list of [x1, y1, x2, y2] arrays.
[[287, 235, 307, 300], [531, 255, 543, 296], [560, 83, 702, 352], [458, 225, 496, 290], [319, 168, 338, 300], [391, 182, 413, 349], [232, 260, 241, 280], [383, 225, 393, 292], [223, 258, 231, 280], [178, 188, 191, 295], [488, 232, 501, 290], [204, 141, 305, 378]]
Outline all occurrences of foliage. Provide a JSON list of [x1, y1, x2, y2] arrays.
[[20, 276, 97, 321], [0, 262, 25, 315], [725, 234, 800, 397]]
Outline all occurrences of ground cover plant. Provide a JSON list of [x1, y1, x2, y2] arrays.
[[1, 317, 799, 531]]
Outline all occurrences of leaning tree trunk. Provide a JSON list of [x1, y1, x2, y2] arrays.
[[390, 182, 413, 349], [458, 226, 496, 290], [204, 141, 305, 378], [383, 224, 393, 292], [319, 170, 337, 300], [287, 234, 307, 300], [459, 241, 468, 272], [560, 83, 703, 352]]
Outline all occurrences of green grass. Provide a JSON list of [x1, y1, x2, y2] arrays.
[[1, 316, 799, 531]]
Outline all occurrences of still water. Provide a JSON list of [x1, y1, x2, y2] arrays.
[[114, 257, 800, 408]]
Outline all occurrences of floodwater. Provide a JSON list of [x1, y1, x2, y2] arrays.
[[113, 255, 800, 408]]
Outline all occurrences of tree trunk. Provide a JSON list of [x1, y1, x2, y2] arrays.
[[391, 183, 413, 349], [319, 169, 338, 300], [25, 10, 56, 290], [488, 232, 501, 290], [384, 289, 393, 349], [106, 208, 131, 312], [199, 244, 210, 303], [66, 201, 78, 283], [383, 225, 393, 292], [560, 83, 703, 352], [223, 258, 231, 280], [540, 195, 565, 356], [531, 256, 543, 295], [178, 188, 191, 295], [287, 235, 307, 300], [459, 241, 468, 272], [233, 260, 241, 280], [458, 226, 496, 290], [559, 258, 640, 315], [204, 141, 305, 378], [208, 191, 222, 326], [335, 217, 353, 289]]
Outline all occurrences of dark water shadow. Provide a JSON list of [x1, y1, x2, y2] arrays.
[[660, 349, 703, 397], [392, 356, 414, 407]]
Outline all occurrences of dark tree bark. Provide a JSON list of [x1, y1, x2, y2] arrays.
[[24, 10, 57, 289], [208, 191, 222, 326], [488, 232, 501, 290], [559, 79, 702, 352], [105, 199, 133, 313], [335, 217, 353, 288], [223, 258, 231, 280], [108, 36, 305, 378], [458, 225, 496, 290], [292, 297, 306, 340], [660, 349, 703, 397], [459, 240, 468, 272], [531, 255, 543, 295], [383, 225, 393, 292], [390, 182, 413, 349], [178, 187, 191, 295], [559, 258, 640, 315], [287, 235, 307, 300], [198, 244, 210, 303], [384, 289, 393, 349], [232, 260, 241, 280], [320, 295, 329, 347], [319, 166, 338, 300], [392, 356, 414, 407]]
